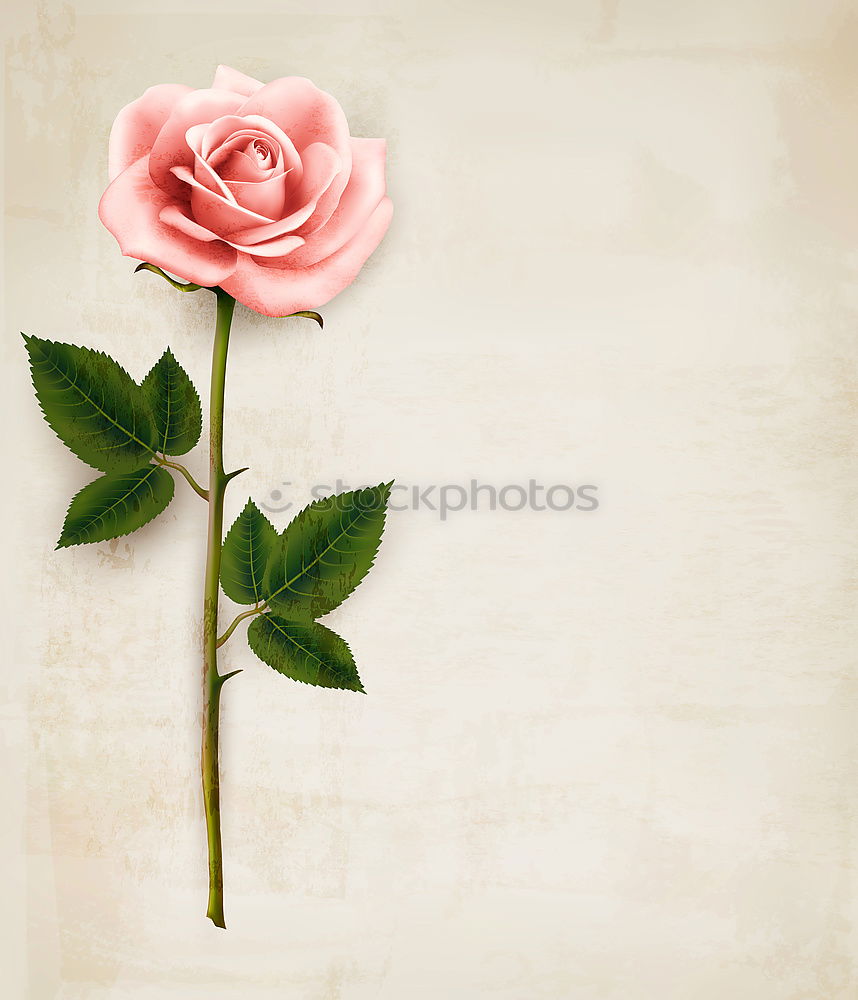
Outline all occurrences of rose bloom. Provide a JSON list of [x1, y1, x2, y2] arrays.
[[98, 65, 392, 316]]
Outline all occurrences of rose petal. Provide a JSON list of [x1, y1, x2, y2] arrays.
[[209, 136, 285, 183], [288, 138, 386, 267], [238, 78, 353, 236], [184, 122, 209, 155], [224, 201, 318, 250], [193, 151, 238, 201], [161, 204, 303, 266], [226, 234, 305, 258], [159, 204, 222, 242], [238, 77, 349, 153], [216, 148, 275, 182], [223, 171, 290, 218], [159, 204, 303, 263], [108, 83, 192, 182], [99, 157, 237, 287], [220, 196, 392, 316], [211, 65, 265, 97], [201, 115, 301, 179], [229, 143, 341, 245], [170, 165, 278, 237], [188, 124, 286, 200], [148, 89, 245, 198], [207, 129, 276, 166], [185, 125, 239, 202]]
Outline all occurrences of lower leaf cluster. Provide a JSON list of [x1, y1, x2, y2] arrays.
[[221, 486, 393, 693]]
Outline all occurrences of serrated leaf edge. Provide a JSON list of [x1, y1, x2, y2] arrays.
[[248, 614, 365, 692], [57, 465, 175, 549], [140, 346, 203, 456], [263, 481, 393, 611], [220, 499, 277, 605], [23, 334, 159, 462]]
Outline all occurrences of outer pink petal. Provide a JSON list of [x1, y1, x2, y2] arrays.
[[148, 89, 245, 198], [287, 138, 386, 268], [220, 197, 392, 316], [238, 77, 353, 234], [212, 65, 265, 97], [108, 83, 192, 182], [98, 157, 237, 287]]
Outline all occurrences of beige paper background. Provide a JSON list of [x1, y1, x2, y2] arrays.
[[4, 0, 858, 996]]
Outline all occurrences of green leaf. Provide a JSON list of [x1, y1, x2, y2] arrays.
[[57, 465, 175, 548], [140, 347, 202, 456], [221, 500, 278, 605], [263, 483, 392, 618], [247, 614, 364, 691], [23, 335, 158, 472]]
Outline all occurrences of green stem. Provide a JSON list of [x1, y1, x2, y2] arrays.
[[202, 289, 237, 928]]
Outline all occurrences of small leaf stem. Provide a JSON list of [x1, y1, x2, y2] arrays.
[[217, 604, 267, 648], [154, 456, 209, 500]]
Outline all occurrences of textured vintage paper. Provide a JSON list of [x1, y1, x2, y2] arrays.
[[4, 0, 858, 996]]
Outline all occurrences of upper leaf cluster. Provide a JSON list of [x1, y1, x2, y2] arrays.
[[24, 335, 202, 547]]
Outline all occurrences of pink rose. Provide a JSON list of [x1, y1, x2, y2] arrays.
[[98, 65, 392, 316]]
